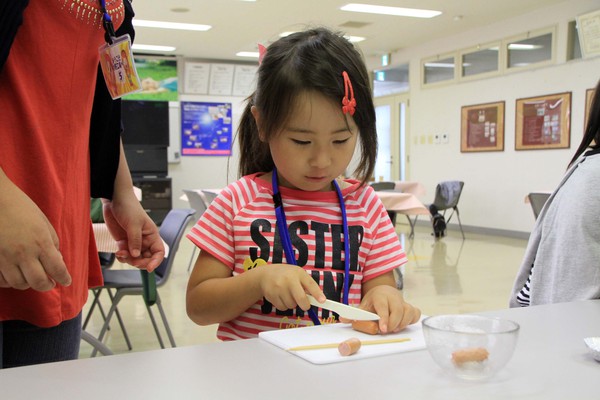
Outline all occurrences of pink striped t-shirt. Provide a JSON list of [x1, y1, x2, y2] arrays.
[[187, 173, 407, 340]]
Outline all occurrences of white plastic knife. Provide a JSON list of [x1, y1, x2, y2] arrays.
[[307, 295, 379, 321]]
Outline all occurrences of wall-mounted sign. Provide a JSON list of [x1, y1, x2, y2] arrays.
[[181, 102, 233, 156]]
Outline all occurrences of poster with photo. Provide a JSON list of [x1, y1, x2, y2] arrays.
[[515, 92, 571, 150], [460, 101, 505, 152], [124, 57, 179, 101], [181, 102, 232, 156]]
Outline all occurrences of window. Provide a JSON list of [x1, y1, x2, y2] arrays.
[[373, 63, 409, 97], [567, 20, 582, 61], [460, 43, 500, 79], [422, 54, 456, 86], [505, 27, 555, 70]]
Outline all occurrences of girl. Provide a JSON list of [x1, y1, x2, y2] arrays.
[[186, 27, 421, 340], [510, 78, 600, 307]]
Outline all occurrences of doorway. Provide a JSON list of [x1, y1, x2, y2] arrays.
[[373, 94, 410, 181]]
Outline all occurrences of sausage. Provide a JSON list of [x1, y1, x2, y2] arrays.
[[351, 320, 379, 335], [451, 347, 489, 365], [338, 337, 362, 356]]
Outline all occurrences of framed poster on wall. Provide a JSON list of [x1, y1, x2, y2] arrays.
[[515, 92, 571, 150], [585, 88, 596, 127], [180, 102, 233, 156], [460, 101, 505, 152], [577, 9, 600, 59]]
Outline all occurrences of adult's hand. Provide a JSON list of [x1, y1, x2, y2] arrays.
[[0, 172, 71, 291], [102, 193, 165, 272]]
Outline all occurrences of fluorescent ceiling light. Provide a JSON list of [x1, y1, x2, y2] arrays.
[[341, 3, 441, 18], [346, 35, 365, 43], [425, 62, 455, 68], [508, 43, 542, 50], [132, 44, 176, 52], [236, 51, 259, 58], [133, 19, 211, 31], [279, 32, 365, 43]]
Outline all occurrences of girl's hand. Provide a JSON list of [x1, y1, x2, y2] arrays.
[[360, 284, 421, 333], [257, 264, 325, 312]]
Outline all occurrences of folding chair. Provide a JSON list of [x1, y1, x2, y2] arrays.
[[370, 181, 398, 225], [183, 189, 209, 271], [527, 192, 551, 220], [416, 181, 465, 239], [90, 208, 196, 356]]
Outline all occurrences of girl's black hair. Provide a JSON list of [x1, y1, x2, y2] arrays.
[[569, 78, 600, 168], [237, 27, 377, 185]]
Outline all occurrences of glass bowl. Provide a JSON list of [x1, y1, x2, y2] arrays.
[[422, 314, 520, 381], [583, 337, 600, 362]]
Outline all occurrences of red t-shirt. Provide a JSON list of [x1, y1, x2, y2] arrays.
[[187, 174, 407, 340], [0, 0, 125, 327]]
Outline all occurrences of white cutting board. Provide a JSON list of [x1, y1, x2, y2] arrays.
[[259, 318, 427, 365]]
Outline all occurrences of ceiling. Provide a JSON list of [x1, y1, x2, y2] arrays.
[[131, 0, 568, 69]]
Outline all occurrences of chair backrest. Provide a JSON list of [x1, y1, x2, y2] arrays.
[[528, 192, 551, 220], [370, 181, 395, 191], [432, 181, 464, 211], [154, 208, 196, 284], [201, 190, 219, 204], [183, 189, 208, 216]]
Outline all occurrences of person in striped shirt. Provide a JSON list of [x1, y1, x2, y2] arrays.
[[186, 27, 421, 340]]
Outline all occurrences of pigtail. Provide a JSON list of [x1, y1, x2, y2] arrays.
[[237, 97, 273, 177]]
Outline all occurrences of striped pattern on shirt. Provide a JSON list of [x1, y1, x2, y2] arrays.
[[516, 263, 534, 307], [187, 173, 407, 340]]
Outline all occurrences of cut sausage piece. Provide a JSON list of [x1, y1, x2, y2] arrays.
[[351, 320, 379, 335], [451, 347, 489, 365], [338, 338, 362, 356]]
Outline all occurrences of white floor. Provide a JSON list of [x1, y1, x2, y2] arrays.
[[80, 221, 528, 358]]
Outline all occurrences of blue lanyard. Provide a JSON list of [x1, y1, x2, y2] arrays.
[[99, 0, 116, 43], [271, 168, 351, 326]]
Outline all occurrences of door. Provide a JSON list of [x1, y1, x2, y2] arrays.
[[373, 94, 409, 181]]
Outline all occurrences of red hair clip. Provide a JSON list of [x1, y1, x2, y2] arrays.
[[258, 44, 267, 65], [342, 71, 356, 116]]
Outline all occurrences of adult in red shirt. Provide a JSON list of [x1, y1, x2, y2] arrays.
[[0, 0, 165, 368]]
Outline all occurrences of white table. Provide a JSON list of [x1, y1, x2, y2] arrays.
[[374, 191, 429, 238], [375, 191, 429, 215], [2, 300, 598, 399], [394, 180, 426, 197]]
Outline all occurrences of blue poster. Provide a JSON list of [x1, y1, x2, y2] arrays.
[[181, 101, 232, 156]]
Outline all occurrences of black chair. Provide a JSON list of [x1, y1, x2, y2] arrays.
[[370, 181, 398, 225], [527, 192, 551, 220], [416, 181, 465, 239], [83, 254, 131, 350], [370, 181, 395, 191], [90, 208, 196, 356]]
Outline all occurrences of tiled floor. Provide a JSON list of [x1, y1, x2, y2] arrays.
[[79, 222, 528, 358]]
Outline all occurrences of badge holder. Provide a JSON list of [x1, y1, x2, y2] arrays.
[[98, 1, 141, 99]]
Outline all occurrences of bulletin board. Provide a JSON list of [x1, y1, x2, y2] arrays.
[[515, 92, 571, 150], [180, 102, 233, 156]]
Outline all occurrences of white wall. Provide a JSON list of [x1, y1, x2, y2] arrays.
[[168, 0, 600, 235], [374, 0, 600, 234]]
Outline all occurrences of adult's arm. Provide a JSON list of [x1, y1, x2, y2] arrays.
[[0, 0, 29, 73], [89, 0, 135, 199], [101, 142, 165, 271]]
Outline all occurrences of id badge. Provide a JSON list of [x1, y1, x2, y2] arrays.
[[98, 35, 141, 99]]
